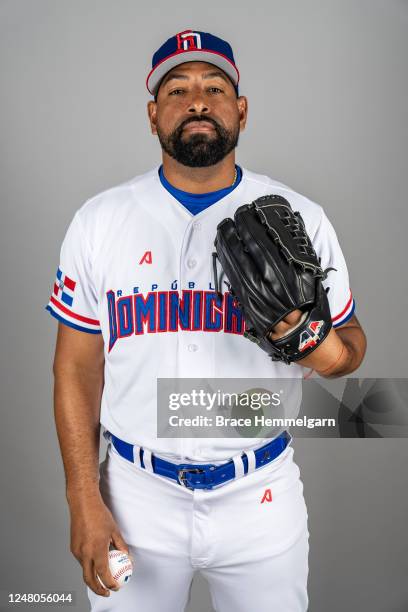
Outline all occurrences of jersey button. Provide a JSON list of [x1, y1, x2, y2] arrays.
[[187, 258, 197, 269], [188, 344, 198, 352], [193, 221, 201, 231]]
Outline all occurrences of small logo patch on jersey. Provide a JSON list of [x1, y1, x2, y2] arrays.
[[298, 320, 324, 352], [139, 251, 152, 265], [260, 488, 273, 503], [53, 267, 76, 307]]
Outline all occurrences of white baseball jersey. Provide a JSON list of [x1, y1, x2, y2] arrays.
[[45, 166, 355, 462]]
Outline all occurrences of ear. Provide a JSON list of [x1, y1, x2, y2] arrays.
[[147, 100, 158, 135], [237, 95, 248, 132]]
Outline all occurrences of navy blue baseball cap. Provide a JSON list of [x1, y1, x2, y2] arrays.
[[146, 30, 240, 97]]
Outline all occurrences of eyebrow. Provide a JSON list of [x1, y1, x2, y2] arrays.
[[162, 70, 230, 87]]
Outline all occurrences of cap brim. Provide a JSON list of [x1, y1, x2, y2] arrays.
[[146, 49, 240, 95]]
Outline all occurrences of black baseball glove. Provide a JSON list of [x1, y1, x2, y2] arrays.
[[212, 194, 335, 364]]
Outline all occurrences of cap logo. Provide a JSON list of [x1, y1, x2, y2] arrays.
[[176, 30, 202, 51], [146, 30, 239, 96]]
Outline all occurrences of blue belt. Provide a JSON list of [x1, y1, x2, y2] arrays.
[[103, 430, 292, 491]]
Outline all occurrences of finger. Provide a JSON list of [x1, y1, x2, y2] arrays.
[[271, 318, 296, 336], [273, 310, 303, 333], [269, 322, 291, 340], [283, 309, 303, 325], [82, 557, 110, 598], [111, 531, 130, 557], [269, 310, 305, 340], [110, 534, 134, 566], [95, 549, 120, 593]]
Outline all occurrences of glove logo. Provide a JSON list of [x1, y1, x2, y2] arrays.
[[298, 320, 324, 352]]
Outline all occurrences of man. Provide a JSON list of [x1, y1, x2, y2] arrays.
[[46, 30, 366, 611]]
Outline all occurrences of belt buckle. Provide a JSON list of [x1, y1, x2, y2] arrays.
[[178, 467, 205, 489]]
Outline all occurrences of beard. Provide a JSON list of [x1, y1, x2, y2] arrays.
[[157, 116, 240, 167]]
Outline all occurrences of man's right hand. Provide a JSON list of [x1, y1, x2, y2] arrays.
[[68, 492, 131, 597]]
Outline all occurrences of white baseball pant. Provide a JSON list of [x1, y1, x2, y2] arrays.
[[87, 442, 309, 611]]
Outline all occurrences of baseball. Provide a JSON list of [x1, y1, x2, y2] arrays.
[[97, 549, 133, 590]]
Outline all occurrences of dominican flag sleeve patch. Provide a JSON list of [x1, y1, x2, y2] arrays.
[[53, 267, 76, 307], [46, 266, 101, 334]]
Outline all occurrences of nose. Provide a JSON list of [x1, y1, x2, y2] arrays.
[[187, 91, 210, 115]]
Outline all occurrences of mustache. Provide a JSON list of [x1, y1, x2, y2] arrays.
[[177, 116, 221, 132]]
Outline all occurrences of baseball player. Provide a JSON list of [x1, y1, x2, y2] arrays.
[[46, 30, 367, 611]]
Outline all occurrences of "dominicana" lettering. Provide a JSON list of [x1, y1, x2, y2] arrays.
[[106, 288, 246, 352]]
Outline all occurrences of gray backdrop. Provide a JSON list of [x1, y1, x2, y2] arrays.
[[1, 0, 407, 610]]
